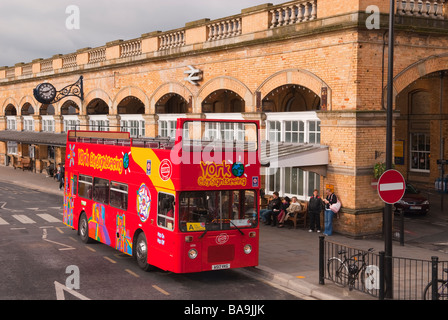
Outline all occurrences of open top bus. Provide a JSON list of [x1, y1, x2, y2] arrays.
[[63, 118, 260, 273]]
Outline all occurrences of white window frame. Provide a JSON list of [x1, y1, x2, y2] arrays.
[[265, 167, 321, 201], [89, 115, 109, 132], [409, 132, 430, 173], [22, 116, 34, 131], [6, 116, 16, 131], [266, 112, 321, 145], [63, 115, 80, 132], [120, 114, 145, 138], [41, 115, 55, 133], [7, 141, 18, 155], [158, 114, 186, 139]]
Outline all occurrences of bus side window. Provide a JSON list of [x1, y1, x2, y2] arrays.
[[93, 177, 109, 204], [78, 175, 93, 199], [158, 193, 175, 231], [110, 181, 128, 210], [72, 175, 78, 196]]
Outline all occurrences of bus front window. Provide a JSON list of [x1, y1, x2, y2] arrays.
[[179, 190, 257, 232]]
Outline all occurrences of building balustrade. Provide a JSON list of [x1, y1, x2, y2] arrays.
[[21, 64, 32, 76], [40, 59, 53, 73], [120, 39, 142, 58], [62, 54, 77, 69], [1, 0, 448, 82], [396, 0, 445, 19], [88, 47, 106, 64], [269, 0, 317, 28], [207, 18, 242, 41], [158, 30, 186, 50]]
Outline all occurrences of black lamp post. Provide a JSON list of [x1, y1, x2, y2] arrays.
[[384, 0, 396, 299]]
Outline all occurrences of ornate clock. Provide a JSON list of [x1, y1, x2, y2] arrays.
[[34, 83, 57, 104], [33, 76, 84, 104]]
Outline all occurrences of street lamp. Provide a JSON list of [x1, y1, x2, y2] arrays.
[[384, 0, 396, 299]]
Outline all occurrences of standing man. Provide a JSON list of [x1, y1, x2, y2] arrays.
[[323, 188, 337, 236], [308, 189, 323, 233], [58, 163, 65, 191]]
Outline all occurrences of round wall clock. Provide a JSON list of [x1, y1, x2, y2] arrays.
[[34, 83, 57, 104]]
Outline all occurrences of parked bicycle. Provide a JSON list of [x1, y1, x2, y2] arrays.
[[423, 268, 448, 300], [327, 248, 377, 292]]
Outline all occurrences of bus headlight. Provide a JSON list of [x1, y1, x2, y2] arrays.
[[244, 244, 252, 254], [188, 249, 198, 259]]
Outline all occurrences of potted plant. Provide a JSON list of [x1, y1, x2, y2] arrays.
[[372, 162, 394, 189], [373, 162, 387, 180]]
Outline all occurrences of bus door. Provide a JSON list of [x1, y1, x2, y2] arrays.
[[148, 191, 176, 270], [63, 170, 78, 228]]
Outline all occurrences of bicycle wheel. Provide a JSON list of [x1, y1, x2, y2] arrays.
[[423, 280, 448, 300], [361, 265, 381, 295], [327, 258, 349, 287]]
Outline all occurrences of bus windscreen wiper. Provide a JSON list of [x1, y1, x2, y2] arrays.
[[199, 226, 208, 239], [230, 220, 244, 236]]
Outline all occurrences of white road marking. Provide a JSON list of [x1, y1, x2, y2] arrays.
[[0, 217, 9, 225], [379, 182, 404, 192], [42, 228, 75, 251], [12, 215, 36, 224], [54, 281, 91, 300], [37, 214, 61, 223]]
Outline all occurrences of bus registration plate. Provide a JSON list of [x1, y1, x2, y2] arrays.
[[212, 263, 230, 270]]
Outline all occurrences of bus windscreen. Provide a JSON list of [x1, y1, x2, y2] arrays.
[[179, 190, 257, 232]]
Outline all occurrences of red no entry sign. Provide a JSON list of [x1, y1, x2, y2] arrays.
[[377, 169, 406, 204]]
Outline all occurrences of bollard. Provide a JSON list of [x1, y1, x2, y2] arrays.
[[431, 256, 439, 300], [400, 209, 404, 246], [379, 251, 385, 300], [319, 236, 325, 285]]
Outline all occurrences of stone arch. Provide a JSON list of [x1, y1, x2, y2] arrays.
[[2, 97, 19, 116], [196, 76, 253, 113], [83, 89, 113, 115], [392, 53, 448, 106], [54, 96, 82, 116], [150, 82, 193, 114], [257, 68, 332, 110], [21, 102, 35, 116], [112, 86, 150, 115], [18, 95, 38, 115], [60, 99, 80, 115]]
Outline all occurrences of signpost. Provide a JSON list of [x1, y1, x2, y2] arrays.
[[378, 169, 406, 205], [384, 0, 396, 299]]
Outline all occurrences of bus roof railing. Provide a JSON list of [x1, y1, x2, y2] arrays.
[[67, 129, 176, 150]]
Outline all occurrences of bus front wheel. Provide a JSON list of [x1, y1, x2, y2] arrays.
[[135, 232, 154, 272]]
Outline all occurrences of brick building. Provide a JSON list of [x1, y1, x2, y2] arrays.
[[0, 0, 447, 237]]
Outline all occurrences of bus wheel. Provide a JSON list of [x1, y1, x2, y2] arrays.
[[79, 213, 92, 244], [135, 232, 153, 272]]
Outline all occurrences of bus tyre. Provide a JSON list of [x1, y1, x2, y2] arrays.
[[79, 213, 93, 244], [135, 232, 154, 272]]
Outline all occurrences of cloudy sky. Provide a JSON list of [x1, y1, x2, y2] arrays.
[[0, 0, 286, 67]]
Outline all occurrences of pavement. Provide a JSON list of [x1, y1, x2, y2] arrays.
[[1, 165, 448, 300]]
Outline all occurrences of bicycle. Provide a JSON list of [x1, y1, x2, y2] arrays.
[[423, 268, 448, 300], [327, 248, 377, 292]]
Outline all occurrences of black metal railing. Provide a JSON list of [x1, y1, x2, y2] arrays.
[[319, 236, 448, 300]]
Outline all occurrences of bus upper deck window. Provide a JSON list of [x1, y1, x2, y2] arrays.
[[110, 182, 128, 210], [78, 175, 93, 199], [93, 177, 109, 205]]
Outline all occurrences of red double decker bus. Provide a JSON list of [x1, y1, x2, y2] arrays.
[[63, 118, 260, 273]]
